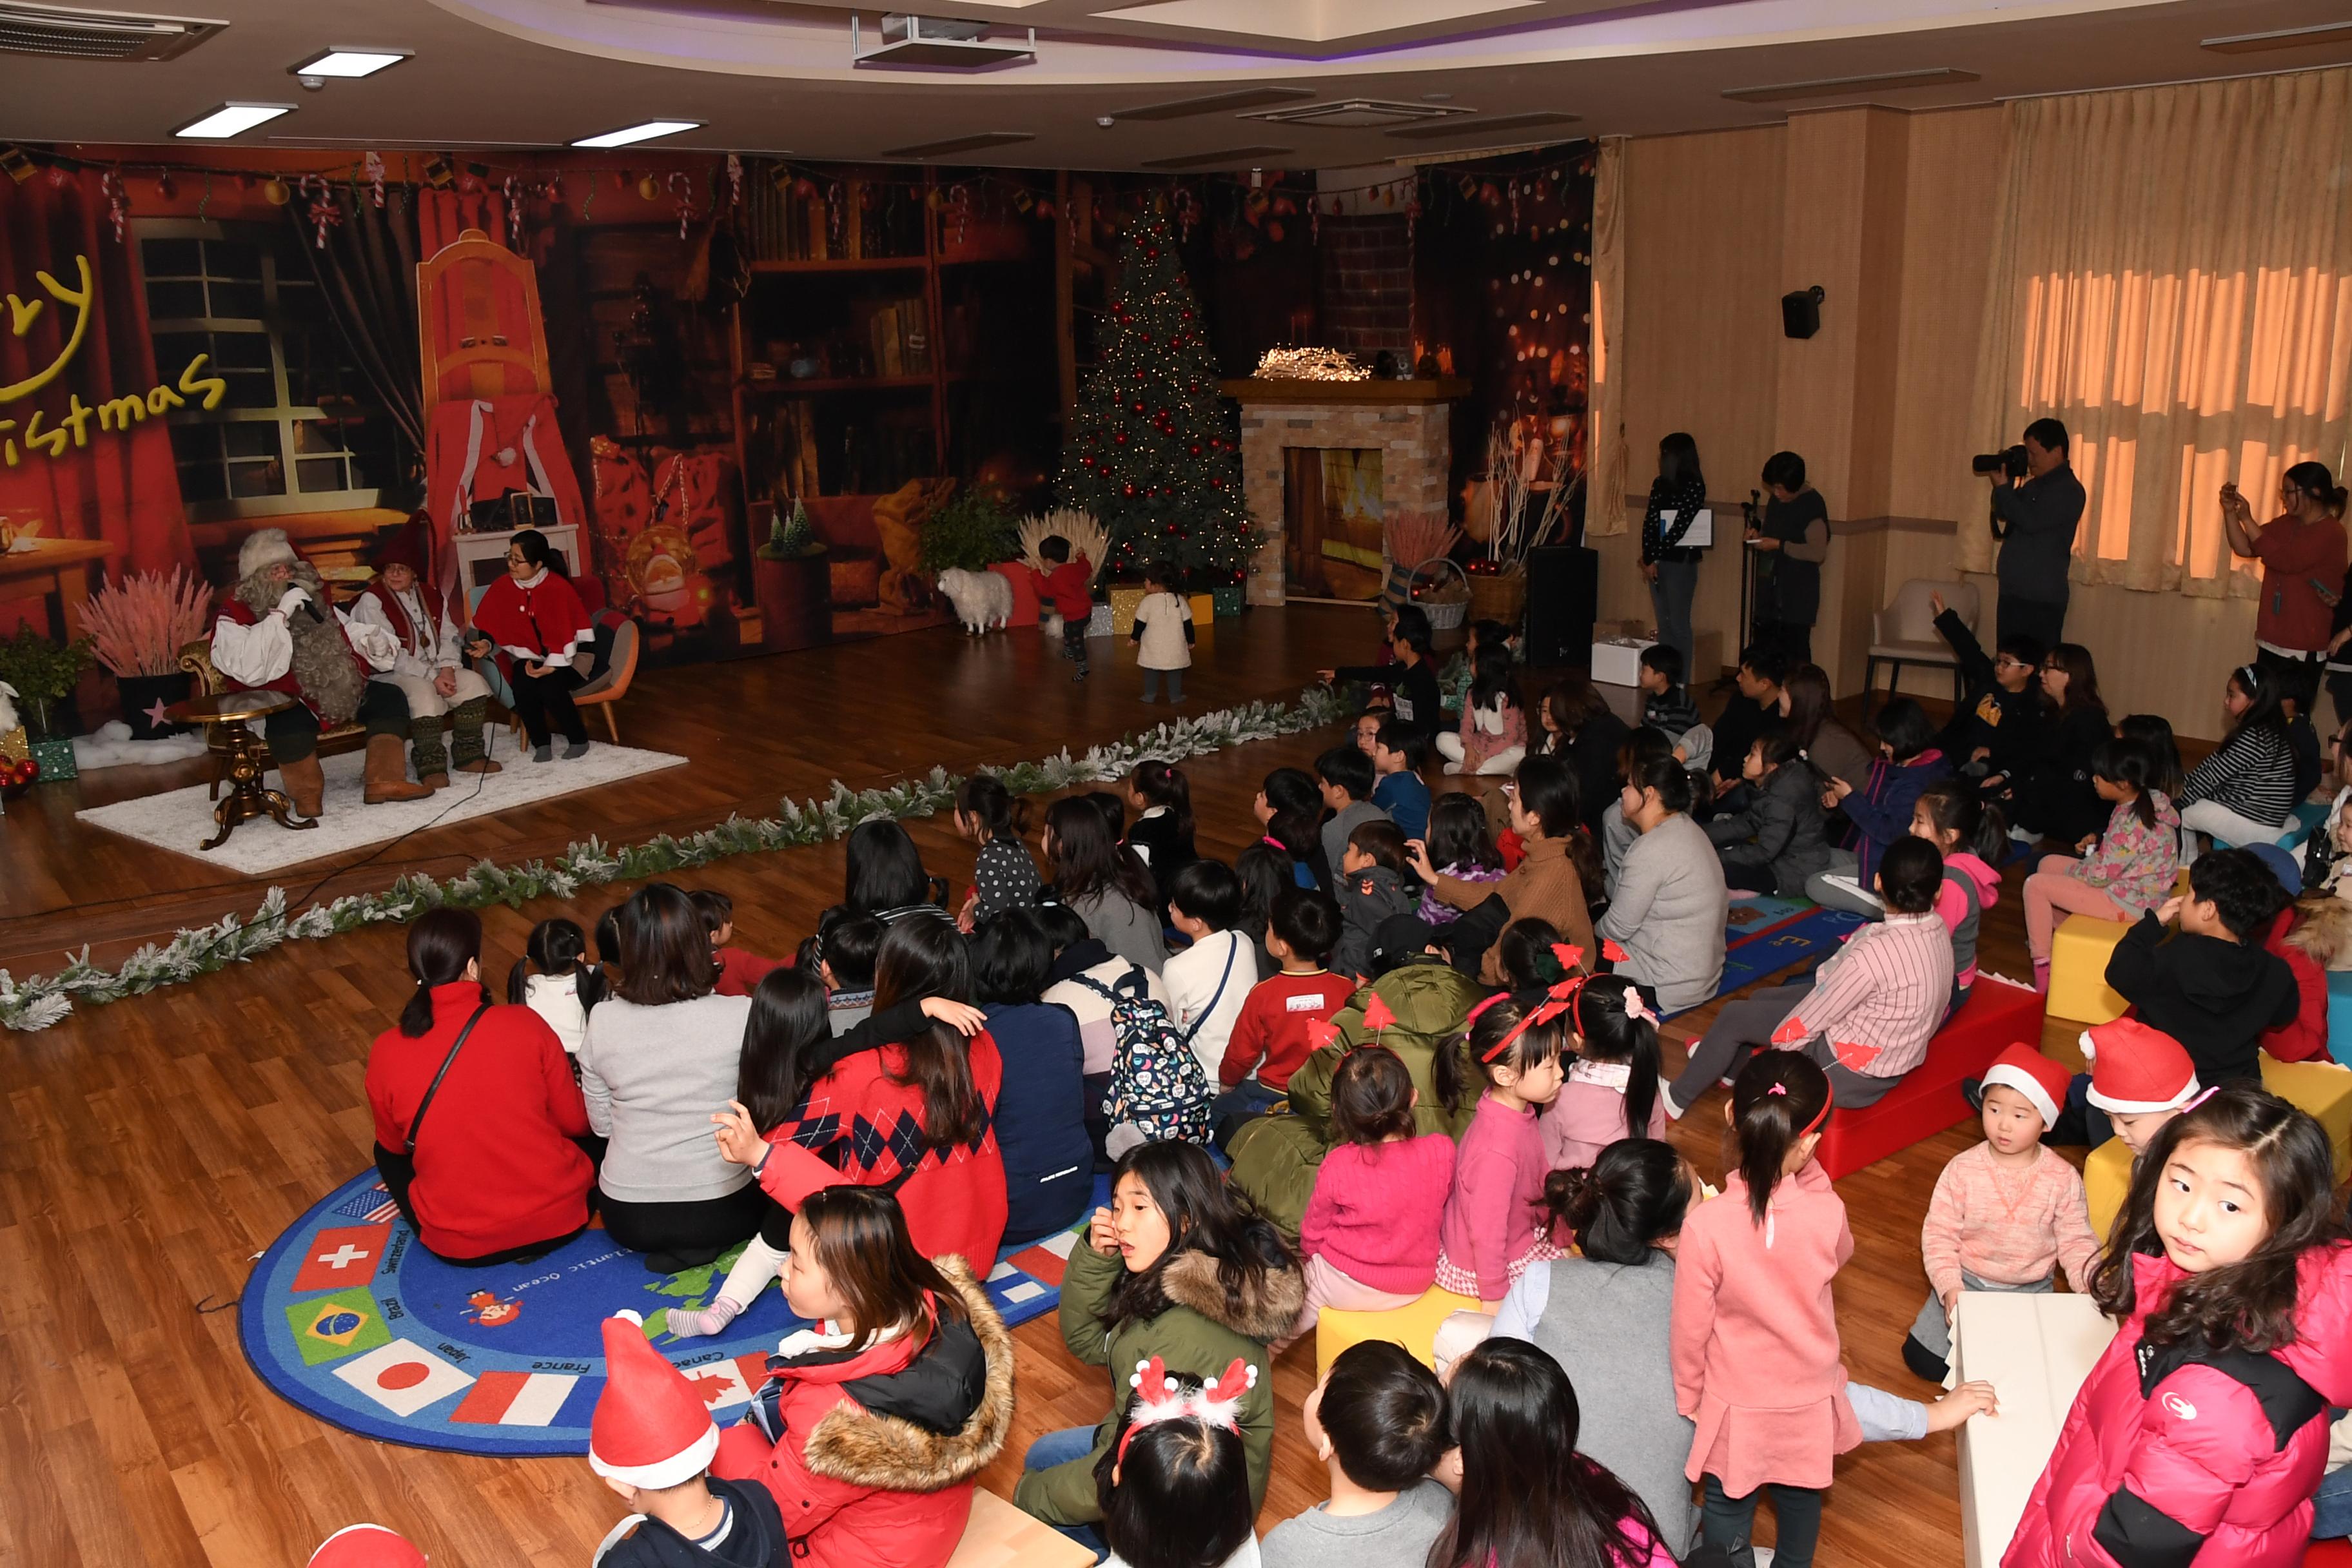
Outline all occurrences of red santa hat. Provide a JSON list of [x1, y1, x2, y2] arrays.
[[1979, 1043, 2070, 1128], [590, 1310, 718, 1491], [2081, 1019, 2200, 1115], [308, 1524, 427, 1568]]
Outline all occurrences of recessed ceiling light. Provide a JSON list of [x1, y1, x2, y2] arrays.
[[571, 120, 701, 149], [174, 103, 293, 139], [289, 48, 411, 79]]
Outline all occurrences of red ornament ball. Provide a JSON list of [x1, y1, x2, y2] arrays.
[[1122, 483, 1137, 496], [1189, 445, 1202, 456]]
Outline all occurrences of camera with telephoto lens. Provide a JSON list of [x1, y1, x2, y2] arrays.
[[1972, 446, 2029, 480]]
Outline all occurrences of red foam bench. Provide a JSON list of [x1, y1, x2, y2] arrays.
[[2306, 1540, 2352, 1567], [1813, 976, 2045, 1179]]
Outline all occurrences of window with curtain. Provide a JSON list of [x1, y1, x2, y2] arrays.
[[135, 219, 408, 520], [1957, 67, 2352, 598]]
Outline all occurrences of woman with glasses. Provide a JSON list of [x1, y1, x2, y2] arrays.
[[464, 528, 593, 762]]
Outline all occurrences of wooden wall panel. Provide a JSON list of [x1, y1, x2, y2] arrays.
[[1889, 107, 2006, 520]]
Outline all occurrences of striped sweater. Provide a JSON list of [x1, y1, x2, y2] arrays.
[[1776, 910, 1954, 1080], [2182, 723, 2297, 830]]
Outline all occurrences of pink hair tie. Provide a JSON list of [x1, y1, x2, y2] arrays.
[[2182, 1085, 2222, 1115], [1767, 1083, 1787, 1096]]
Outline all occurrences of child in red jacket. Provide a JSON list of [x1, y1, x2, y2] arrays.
[[1026, 534, 1095, 681], [691, 888, 783, 999], [2007, 1083, 2352, 1568]]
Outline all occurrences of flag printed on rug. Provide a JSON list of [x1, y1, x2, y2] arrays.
[[240, 1168, 1076, 1457]]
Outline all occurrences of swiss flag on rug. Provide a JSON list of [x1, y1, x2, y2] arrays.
[[293, 1224, 392, 1293]]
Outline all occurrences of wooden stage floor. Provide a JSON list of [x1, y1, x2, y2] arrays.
[[0, 604, 2028, 1567]]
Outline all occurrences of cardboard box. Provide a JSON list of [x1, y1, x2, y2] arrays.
[[1591, 635, 1651, 687], [1952, 1291, 2116, 1568]]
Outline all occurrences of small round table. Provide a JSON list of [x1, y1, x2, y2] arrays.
[[164, 692, 315, 851]]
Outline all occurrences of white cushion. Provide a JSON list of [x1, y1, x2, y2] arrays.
[[1952, 1291, 2117, 1568]]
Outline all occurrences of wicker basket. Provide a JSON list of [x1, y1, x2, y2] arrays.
[[1468, 565, 1527, 625], [1411, 557, 1471, 631]]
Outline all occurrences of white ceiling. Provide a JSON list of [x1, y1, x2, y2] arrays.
[[5, 0, 2352, 166]]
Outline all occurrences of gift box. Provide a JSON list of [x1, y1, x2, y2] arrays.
[[1108, 585, 1146, 637], [1590, 634, 1651, 687], [29, 736, 76, 782], [1188, 592, 1215, 630], [1086, 603, 1113, 639], [1211, 583, 1245, 618], [1952, 1291, 2117, 1568]]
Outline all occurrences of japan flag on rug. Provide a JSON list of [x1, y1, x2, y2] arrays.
[[333, 1339, 475, 1417], [293, 1225, 391, 1293], [451, 1370, 578, 1427]]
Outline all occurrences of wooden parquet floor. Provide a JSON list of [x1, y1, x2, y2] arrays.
[[0, 609, 2044, 1567]]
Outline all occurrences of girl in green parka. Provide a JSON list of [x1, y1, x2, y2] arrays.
[[1012, 1141, 1304, 1543]]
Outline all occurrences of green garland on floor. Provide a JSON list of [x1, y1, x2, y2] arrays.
[[0, 688, 1349, 1033]]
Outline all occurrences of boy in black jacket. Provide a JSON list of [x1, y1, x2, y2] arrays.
[[2104, 847, 2298, 1088], [1930, 589, 2049, 795], [1321, 603, 1442, 728]]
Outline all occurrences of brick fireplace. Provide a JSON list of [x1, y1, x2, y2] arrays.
[[1220, 377, 1469, 605]]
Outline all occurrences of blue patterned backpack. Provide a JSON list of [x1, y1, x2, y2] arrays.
[[1074, 965, 1213, 1145]]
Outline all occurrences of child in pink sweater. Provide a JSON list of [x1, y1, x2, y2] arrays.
[[2021, 736, 2182, 990], [1433, 990, 1566, 1310], [1901, 1044, 2096, 1382], [1671, 1052, 1859, 1568], [1542, 972, 1667, 1170], [1277, 1044, 1455, 1351]]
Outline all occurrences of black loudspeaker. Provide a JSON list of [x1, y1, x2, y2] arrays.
[[1525, 545, 1598, 667], [1781, 285, 1825, 339]]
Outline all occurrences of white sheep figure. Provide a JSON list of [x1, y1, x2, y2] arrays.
[[936, 567, 1014, 635], [0, 680, 17, 737]]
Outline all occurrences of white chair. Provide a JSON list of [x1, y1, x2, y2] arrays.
[[1865, 578, 1978, 719]]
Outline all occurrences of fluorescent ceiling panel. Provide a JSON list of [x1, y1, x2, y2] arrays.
[[174, 102, 291, 138], [289, 46, 408, 77], [572, 119, 700, 147]]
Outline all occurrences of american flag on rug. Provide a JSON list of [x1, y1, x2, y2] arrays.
[[331, 1182, 402, 1225]]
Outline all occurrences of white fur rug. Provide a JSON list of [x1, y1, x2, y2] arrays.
[[76, 740, 688, 875]]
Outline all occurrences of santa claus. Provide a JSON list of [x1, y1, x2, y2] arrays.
[[210, 529, 433, 816], [348, 514, 502, 790]]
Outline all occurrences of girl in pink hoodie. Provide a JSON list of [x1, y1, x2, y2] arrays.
[[2016, 737, 2182, 993], [1433, 990, 1568, 1311], [1542, 973, 1667, 1170], [1911, 779, 2006, 1011], [1670, 1052, 1859, 1568]]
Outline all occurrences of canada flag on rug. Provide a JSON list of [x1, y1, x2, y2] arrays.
[[675, 1355, 754, 1411], [451, 1370, 578, 1427], [332, 1339, 475, 1417], [293, 1225, 392, 1293]]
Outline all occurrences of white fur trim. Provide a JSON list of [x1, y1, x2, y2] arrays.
[[612, 1309, 644, 1326], [308, 1524, 418, 1566], [589, 1421, 719, 1491], [1981, 1063, 2059, 1128], [2086, 1075, 2200, 1115], [2078, 1029, 2097, 1063]]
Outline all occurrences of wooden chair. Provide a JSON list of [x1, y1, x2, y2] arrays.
[[179, 638, 366, 799], [571, 617, 640, 743]]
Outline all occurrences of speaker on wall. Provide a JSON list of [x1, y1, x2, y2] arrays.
[[1525, 545, 1598, 667], [1781, 285, 1825, 339]]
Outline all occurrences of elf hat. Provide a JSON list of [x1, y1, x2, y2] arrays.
[[308, 1524, 427, 1568], [238, 527, 299, 580], [372, 513, 435, 578], [589, 1311, 719, 1491], [1979, 1043, 2070, 1128], [2081, 1019, 2200, 1115]]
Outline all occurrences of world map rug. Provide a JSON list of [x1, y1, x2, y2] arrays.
[[78, 740, 687, 875], [240, 1169, 1088, 1456], [1714, 894, 1867, 1001]]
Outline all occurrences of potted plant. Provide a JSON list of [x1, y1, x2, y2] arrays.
[[77, 566, 213, 740], [752, 498, 831, 652], [0, 623, 96, 781], [917, 489, 1020, 576]]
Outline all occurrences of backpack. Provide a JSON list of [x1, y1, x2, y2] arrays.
[[1075, 966, 1213, 1145]]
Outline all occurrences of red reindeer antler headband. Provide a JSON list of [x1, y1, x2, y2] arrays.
[[1480, 974, 1587, 1063], [1117, 1356, 1257, 1466]]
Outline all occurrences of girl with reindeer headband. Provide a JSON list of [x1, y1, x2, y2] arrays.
[[1093, 1357, 1262, 1568]]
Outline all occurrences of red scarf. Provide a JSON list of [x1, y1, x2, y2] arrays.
[[473, 570, 591, 665]]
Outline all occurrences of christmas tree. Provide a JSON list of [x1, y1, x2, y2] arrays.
[[1057, 208, 1251, 585]]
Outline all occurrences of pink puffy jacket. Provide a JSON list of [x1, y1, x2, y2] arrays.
[[2005, 1245, 2352, 1568]]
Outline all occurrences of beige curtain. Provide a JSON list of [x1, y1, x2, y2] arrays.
[[1957, 68, 2352, 598], [1585, 137, 1629, 537]]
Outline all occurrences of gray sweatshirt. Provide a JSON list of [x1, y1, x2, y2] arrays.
[[1318, 799, 1391, 891], [576, 992, 755, 1203], [1597, 811, 1727, 1013], [1261, 1480, 1452, 1568], [1072, 888, 1168, 975]]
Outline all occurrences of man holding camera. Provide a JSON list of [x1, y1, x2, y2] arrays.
[[1983, 417, 2085, 650]]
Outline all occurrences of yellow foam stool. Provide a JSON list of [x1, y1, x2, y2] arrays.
[[2047, 914, 2132, 1024], [946, 1490, 1095, 1568], [2262, 1055, 2352, 1184], [2084, 1137, 2133, 1237], [1316, 1284, 1482, 1377]]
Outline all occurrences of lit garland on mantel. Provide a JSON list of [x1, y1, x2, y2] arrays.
[[1253, 347, 1367, 382]]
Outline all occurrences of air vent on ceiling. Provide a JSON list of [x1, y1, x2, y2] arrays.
[[1141, 144, 1291, 171], [0, 0, 222, 61], [1111, 86, 1315, 122], [883, 130, 1035, 158], [1246, 98, 1468, 129], [852, 13, 1034, 69], [1721, 67, 1980, 104], [2202, 20, 2352, 54], [1385, 111, 1578, 142]]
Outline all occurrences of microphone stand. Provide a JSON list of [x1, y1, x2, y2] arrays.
[[1715, 491, 1763, 692]]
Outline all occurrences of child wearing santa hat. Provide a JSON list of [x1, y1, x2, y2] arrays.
[[2081, 1017, 2200, 1155], [308, 1524, 427, 1568], [1902, 1044, 2098, 1382], [589, 1310, 788, 1567]]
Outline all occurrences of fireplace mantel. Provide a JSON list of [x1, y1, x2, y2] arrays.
[[1220, 377, 1470, 407]]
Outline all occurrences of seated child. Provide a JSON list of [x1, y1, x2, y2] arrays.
[[952, 774, 1041, 925], [1026, 533, 1095, 681], [1323, 603, 1440, 728], [2043, 1014, 2202, 1152], [1219, 887, 1346, 1112], [1638, 643, 1710, 772], [810, 909, 882, 1037], [1901, 1045, 2097, 1382], [1807, 697, 1950, 917], [1431, 992, 1568, 1311], [1542, 972, 1666, 1171], [1164, 860, 1257, 1083], [1334, 820, 1419, 981], [1277, 1045, 1456, 1351], [1928, 594, 2047, 790], [1909, 779, 2006, 1006], [1097, 1363, 1261, 1568], [1704, 727, 1829, 897], [2020, 736, 2181, 992], [1436, 645, 1527, 778], [507, 916, 602, 1055], [1415, 792, 1505, 927], [1367, 718, 1433, 841], [1124, 760, 1200, 910], [589, 1310, 787, 1567], [1130, 560, 1195, 705], [2246, 843, 2333, 1064], [693, 888, 782, 999], [1314, 744, 1389, 892], [1665, 836, 1954, 1116], [1262, 1342, 1453, 1568], [2104, 847, 2297, 1086]]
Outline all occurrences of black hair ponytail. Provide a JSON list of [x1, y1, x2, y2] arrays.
[[1573, 975, 1660, 1148], [1729, 1052, 1830, 1226]]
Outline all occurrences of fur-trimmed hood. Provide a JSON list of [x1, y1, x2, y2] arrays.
[[1157, 1246, 1306, 1343], [799, 1254, 1014, 1494]]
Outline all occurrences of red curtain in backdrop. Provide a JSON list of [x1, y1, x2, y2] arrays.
[[0, 168, 193, 636], [418, 189, 514, 259]]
